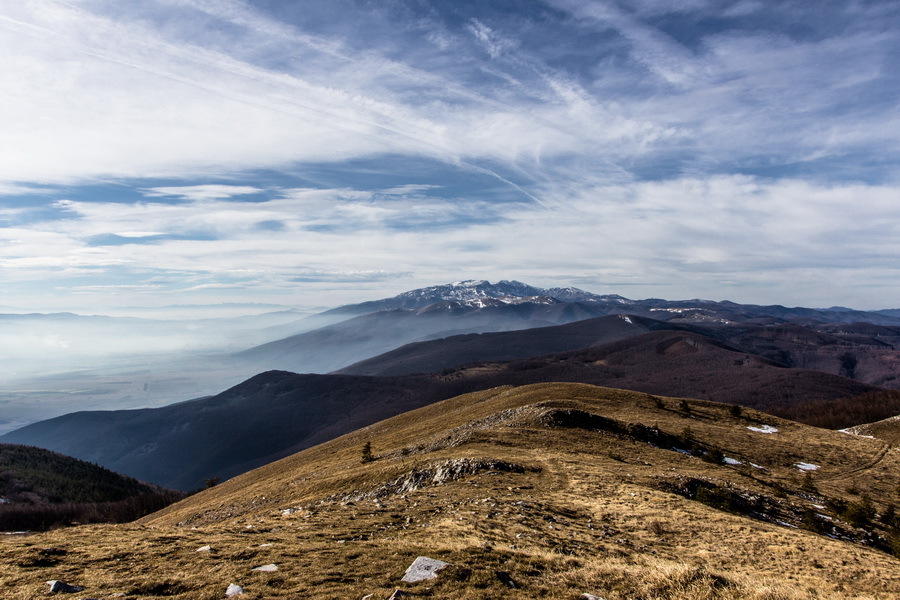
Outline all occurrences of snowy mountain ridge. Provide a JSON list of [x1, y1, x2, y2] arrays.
[[330, 279, 624, 314]]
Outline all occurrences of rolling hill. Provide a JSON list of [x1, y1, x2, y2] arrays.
[[843, 413, 900, 445], [338, 314, 691, 376], [0, 444, 181, 531], [5, 330, 894, 491], [1, 383, 896, 599]]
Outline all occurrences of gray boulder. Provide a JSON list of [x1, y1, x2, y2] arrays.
[[225, 583, 244, 596], [400, 556, 450, 583], [45, 580, 84, 594]]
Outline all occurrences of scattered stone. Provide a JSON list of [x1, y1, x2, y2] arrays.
[[580, 594, 606, 600], [400, 556, 449, 583], [45, 580, 84, 594], [196, 545, 212, 552], [251, 563, 278, 572], [225, 583, 244, 596]]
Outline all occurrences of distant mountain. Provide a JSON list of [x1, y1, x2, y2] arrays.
[[235, 299, 618, 373], [710, 323, 900, 389], [338, 314, 692, 376], [338, 314, 900, 393], [7, 327, 891, 490], [324, 279, 623, 315], [323, 280, 900, 325], [0, 443, 181, 531], [237, 280, 900, 375]]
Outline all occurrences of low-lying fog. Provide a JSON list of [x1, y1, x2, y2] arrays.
[[0, 306, 333, 435]]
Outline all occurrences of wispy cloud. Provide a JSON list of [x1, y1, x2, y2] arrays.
[[1, 0, 898, 309], [142, 185, 265, 201]]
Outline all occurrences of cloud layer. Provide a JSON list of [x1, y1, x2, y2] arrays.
[[1, 0, 898, 310]]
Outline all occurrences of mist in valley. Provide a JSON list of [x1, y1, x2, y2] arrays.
[[0, 306, 338, 434]]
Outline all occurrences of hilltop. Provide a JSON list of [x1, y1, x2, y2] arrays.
[[1, 383, 896, 599], [843, 413, 900, 445]]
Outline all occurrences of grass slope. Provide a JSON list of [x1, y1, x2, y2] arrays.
[[844, 413, 900, 445], [1, 383, 897, 599]]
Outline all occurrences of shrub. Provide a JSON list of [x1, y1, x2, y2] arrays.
[[843, 495, 876, 528], [361, 441, 374, 464]]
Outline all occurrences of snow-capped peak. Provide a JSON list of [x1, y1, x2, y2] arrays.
[[331, 280, 633, 314]]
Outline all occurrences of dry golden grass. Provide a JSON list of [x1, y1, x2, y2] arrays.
[[1, 383, 898, 599], [846, 414, 900, 445]]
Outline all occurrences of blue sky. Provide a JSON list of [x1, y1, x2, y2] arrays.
[[1, 0, 899, 311]]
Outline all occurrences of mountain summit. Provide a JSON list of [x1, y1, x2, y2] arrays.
[[329, 280, 622, 314]]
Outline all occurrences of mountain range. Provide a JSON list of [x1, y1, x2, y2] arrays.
[[233, 280, 900, 375], [6, 325, 897, 490], [3, 280, 900, 492]]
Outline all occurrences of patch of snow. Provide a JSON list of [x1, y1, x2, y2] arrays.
[[723, 456, 742, 465], [0, 498, 10, 504], [775, 520, 798, 529], [749, 462, 765, 470], [252, 564, 278, 572], [795, 462, 819, 471], [839, 428, 875, 438], [672, 447, 693, 455], [747, 424, 778, 434], [619, 315, 633, 324], [225, 583, 244, 596], [196, 545, 212, 553]]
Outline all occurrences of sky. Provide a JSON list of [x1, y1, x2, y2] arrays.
[[1, 0, 899, 312]]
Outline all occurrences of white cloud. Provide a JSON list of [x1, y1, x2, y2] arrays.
[[142, 185, 264, 201], [3, 177, 900, 309]]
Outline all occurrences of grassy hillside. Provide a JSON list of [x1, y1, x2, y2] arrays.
[[1, 383, 896, 599], [844, 411, 900, 444], [0, 444, 182, 531]]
